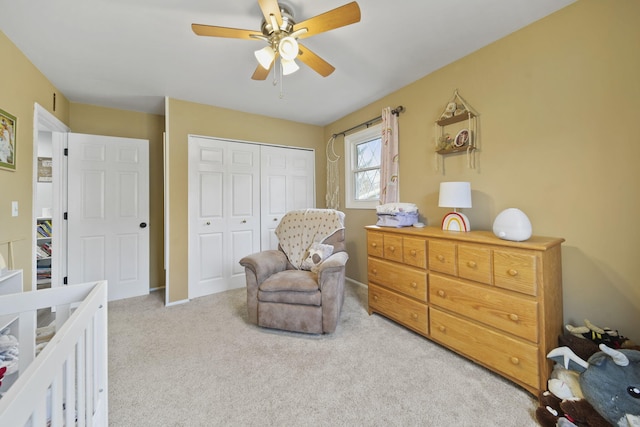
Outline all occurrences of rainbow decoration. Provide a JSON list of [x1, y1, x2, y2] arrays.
[[441, 212, 471, 232]]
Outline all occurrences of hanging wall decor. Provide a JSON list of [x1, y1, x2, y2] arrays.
[[434, 90, 478, 172], [0, 108, 17, 171]]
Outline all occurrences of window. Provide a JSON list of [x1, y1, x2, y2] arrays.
[[344, 124, 382, 209]]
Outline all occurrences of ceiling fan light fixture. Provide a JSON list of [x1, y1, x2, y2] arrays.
[[254, 45, 275, 69], [281, 58, 299, 75], [278, 36, 299, 61]]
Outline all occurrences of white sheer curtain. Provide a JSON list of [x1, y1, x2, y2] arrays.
[[380, 107, 399, 204]]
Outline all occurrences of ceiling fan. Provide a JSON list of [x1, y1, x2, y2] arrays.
[[192, 0, 361, 80]]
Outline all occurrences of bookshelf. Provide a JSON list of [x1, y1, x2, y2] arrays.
[[36, 218, 52, 289]]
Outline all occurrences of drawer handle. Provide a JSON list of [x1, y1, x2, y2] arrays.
[[437, 290, 446, 298], [508, 269, 519, 277], [410, 249, 417, 256], [373, 295, 378, 302], [438, 325, 446, 333], [437, 255, 445, 262], [410, 313, 418, 320], [467, 261, 477, 268], [410, 282, 417, 289], [509, 313, 519, 322], [372, 269, 378, 275], [510, 357, 520, 365], [372, 242, 378, 248], [389, 246, 396, 252]]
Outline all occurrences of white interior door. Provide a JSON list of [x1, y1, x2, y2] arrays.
[[260, 145, 315, 250], [188, 136, 260, 299], [67, 133, 149, 301]]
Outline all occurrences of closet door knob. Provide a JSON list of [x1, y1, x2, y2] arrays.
[[139, 222, 147, 228]]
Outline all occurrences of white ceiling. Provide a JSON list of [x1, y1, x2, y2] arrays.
[[0, 0, 575, 126]]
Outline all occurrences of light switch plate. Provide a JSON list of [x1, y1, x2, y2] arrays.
[[11, 201, 18, 217]]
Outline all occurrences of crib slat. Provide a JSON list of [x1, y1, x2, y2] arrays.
[[76, 332, 86, 427], [50, 371, 63, 426], [86, 318, 95, 418], [64, 350, 76, 427]]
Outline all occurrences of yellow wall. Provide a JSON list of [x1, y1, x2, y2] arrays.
[[3, 0, 638, 341], [0, 31, 70, 287], [326, 0, 640, 341], [68, 103, 165, 289], [165, 98, 324, 303]]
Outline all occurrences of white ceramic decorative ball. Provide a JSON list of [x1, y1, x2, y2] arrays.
[[493, 208, 532, 241]]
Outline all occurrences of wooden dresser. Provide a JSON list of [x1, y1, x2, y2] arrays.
[[366, 225, 564, 395]]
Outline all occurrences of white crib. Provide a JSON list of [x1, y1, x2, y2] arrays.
[[0, 280, 108, 426]]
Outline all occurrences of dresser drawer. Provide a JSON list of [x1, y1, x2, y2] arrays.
[[429, 274, 539, 343], [403, 236, 427, 269], [430, 308, 539, 389], [367, 231, 384, 258], [369, 283, 428, 336], [383, 234, 403, 263], [494, 250, 538, 296], [428, 240, 457, 276], [458, 244, 492, 285], [368, 257, 427, 302]]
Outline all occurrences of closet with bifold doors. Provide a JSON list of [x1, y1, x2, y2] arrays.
[[187, 135, 315, 299]]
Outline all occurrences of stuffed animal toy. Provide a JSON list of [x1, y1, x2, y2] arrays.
[[565, 319, 637, 350], [545, 344, 640, 426]]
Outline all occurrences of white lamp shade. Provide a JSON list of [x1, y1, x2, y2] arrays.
[[254, 46, 275, 69], [278, 36, 299, 61], [281, 58, 299, 75], [438, 182, 472, 208]]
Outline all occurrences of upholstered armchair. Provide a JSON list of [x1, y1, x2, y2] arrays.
[[239, 209, 348, 334]]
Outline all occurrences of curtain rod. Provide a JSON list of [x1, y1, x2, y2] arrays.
[[332, 105, 405, 139]]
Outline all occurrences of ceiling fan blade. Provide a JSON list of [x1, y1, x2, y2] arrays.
[[251, 61, 274, 80], [258, 0, 283, 29], [297, 44, 335, 77], [293, 2, 361, 39], [192, 24, 259, 40]]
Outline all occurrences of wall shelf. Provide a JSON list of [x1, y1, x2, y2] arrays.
[[434, 90, 479, 171]]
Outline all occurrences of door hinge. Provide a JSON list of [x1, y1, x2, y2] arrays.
[[63, 212, 68, 220], [64, 148, 68, 156], [63, 276, 68, 285]]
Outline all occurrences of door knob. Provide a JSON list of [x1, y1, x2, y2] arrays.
[[139, 222, 147, 228]]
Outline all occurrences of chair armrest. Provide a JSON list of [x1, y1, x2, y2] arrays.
[[316, 251, 348, 281], [239, 250, 289, 285]]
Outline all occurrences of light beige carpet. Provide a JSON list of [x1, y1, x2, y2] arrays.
[[108, 281, 539, 426]]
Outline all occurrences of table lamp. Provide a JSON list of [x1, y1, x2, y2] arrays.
[[439, 182, 472, 231]]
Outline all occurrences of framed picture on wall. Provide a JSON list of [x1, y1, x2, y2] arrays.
[[0, 108, 17, 171], [38, 157, 53, 182]]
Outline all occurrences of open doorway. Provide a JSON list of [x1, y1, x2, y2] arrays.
[[32, 103, 69, 292]]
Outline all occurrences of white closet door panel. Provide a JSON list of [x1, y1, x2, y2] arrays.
[[199, 233, 223, 281], [260, 145, 315, 250], [266, 176, 287, 213], [200, 173, 223, 218], [231, 173, 254, 216], [188, 136, 260, 298], [291, 175, 312, 209]]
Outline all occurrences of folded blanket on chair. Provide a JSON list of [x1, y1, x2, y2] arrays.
[[275, 209, 345, 269]]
